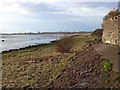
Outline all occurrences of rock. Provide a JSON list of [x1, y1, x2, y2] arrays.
[[89, 67, 93, 73], [88, 63, 93, 68], [80, 82, 87, 87], [96, 71, 100, 76], [2, 40, 4, 42], [80, 72, 84, 75]]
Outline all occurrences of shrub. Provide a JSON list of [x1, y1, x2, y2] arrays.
[[103, 59, 112, 72], [56, 37, 73, 53]]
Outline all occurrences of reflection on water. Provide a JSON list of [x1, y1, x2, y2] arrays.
[[0, 34, 64, 52]]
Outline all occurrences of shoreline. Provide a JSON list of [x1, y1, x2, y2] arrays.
[[1, 34, 83, 54], [0, 32, 92, 35], [1, 41, 56, 54], [3, 33, 120, 88]]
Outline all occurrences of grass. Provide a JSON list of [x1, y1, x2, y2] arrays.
[[2, 34, 96, 88], [42, 53, 75, 87], [56, 37, 74, 53], [103, 59, 112, 72]]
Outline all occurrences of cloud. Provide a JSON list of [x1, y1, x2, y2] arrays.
[[0, 1, 118, 33], [51, 6, 110, 17], [0, 0, 31, 14], [3, 4, 30, 14], [0, 0, 117, 16], [0, 0, 65, 14], [39, 2, 111, 17]]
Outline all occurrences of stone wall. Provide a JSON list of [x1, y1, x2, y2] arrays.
[[118, 15, 120, 46], [118, 1, 120, 12], [102, 15, 120, 45]]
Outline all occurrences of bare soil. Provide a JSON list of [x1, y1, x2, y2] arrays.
[[49, 44, 120, 88]]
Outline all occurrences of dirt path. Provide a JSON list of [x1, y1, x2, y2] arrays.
[[49, 43, 120, 88], [93, 43, 120, 72], [50, 46, 104, 88]]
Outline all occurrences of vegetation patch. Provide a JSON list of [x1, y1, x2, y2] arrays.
[[2, 34, 97, 88], [56, 37, 74, 53], [103, 59, 112, 72]]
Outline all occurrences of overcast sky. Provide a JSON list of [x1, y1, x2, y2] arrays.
[[0, 0, 118, 33]]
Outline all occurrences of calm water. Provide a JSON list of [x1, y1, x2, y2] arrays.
[[0, 34, 65, 52]]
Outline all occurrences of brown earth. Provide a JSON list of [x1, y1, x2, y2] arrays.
[[49, 44, 120, 88], [2, 35, 120, 88], [91, 29, 103, 38], [93, 43, 120, 72]]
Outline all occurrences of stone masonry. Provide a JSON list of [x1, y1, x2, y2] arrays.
[[102, 2, 120, 46]]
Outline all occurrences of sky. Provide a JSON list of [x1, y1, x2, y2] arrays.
[[0, 0, 119, 33]]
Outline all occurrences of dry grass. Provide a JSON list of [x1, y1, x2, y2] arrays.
[[2, 34, 96, 88]]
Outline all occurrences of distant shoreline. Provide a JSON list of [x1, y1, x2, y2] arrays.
[[1, 42, 53, 53], [1, 33, 91, 53], [0, 34, 73, 53], [0, 32, 92, 35]]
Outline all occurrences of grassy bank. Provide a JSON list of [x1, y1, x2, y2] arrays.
[[2, 34, 120, 88], [2, 34, 96, 88]]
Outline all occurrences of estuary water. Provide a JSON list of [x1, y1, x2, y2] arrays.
[[0, 34, 66, 52]]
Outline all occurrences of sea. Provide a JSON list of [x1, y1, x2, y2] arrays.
[[0, 34, 67, 52]]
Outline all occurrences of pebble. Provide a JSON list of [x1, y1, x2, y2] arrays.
[[80, 82, 87, 87], [80, 72, 84, 75]]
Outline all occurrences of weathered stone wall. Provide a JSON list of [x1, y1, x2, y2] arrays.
[[118, 1, 120, 12], [102, 15, 120, 46], [118, 15, 120, 46]]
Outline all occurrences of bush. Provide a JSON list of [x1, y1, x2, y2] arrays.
[[56, 37, 73, 53], [103, 59, 112, 72]]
